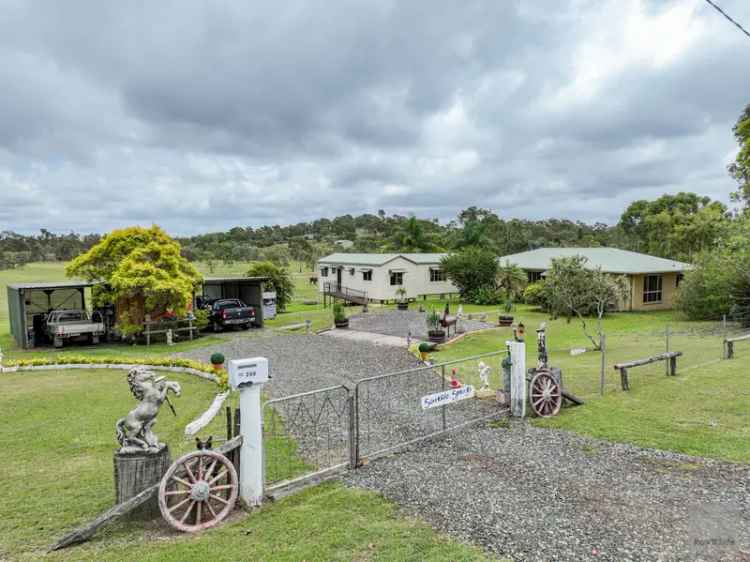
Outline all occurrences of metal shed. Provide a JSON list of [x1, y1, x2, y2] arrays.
[[198, 277, 268, 327], [7, 281, 95, 349]]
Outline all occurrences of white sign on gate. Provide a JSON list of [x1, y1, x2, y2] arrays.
[[420, 385, 475, 410]]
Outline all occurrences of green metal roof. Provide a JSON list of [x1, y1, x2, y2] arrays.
[[319, 253, 448, 266], [497, 247, 691, 275]]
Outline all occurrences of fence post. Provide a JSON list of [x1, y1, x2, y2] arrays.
[[441, 364, 447, 431], [354, 384, 361, 467], [507, 340, 526, 417], [665, 325, 671, 376], [347, 392, 357, 469], [599, 333, 606, 396]]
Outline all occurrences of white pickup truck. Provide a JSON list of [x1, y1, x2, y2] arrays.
[[45, 309, 106, 348]]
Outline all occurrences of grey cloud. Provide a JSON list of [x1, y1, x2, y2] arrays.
[[0, 0, 748, 234]]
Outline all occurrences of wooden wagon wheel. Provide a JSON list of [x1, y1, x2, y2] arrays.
[[158, 450, 238, 533], [529, 370, 562, 417]]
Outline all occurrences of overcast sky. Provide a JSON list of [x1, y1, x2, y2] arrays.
[[1, 0, 749, 235]]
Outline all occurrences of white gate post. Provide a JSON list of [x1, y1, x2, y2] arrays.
[[238, 383, 264, 506], [228, 357, 270, 507], [507, 340, 527, 417]]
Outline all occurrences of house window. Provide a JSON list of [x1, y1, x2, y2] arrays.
[[390, 272, 404, 286], [643, 275, 663, 303], [320, 267, 329, 277], [430, 269, 446, 282], [362, 270, 372, 282], [528, 271, 543, 283], [676, 273, 684, 288]]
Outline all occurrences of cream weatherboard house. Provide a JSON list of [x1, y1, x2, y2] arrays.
[[317, 253, 458, 303], [497, 247, 691, 311]]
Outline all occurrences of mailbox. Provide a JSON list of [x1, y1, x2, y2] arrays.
[[228, 357, 270, 389]]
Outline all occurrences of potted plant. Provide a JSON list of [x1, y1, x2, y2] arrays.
[[333, 303, 349, 328], [210, 352, 226, 373], [426, 308, 446, 343], [418, 341, 435, 361], [498, 299, 514, 326], [395, 287, 409, 310]]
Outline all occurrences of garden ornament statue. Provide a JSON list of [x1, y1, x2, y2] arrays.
[[478, 361, 491, 390], [115, 367, 182, 454]]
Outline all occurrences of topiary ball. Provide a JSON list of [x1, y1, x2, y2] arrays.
[[210, 352, 225, 365]]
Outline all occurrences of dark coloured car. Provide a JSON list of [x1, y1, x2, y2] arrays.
[[207, 298, 256, 332]]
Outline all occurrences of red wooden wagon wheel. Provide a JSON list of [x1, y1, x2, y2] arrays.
[[158, 450, 238, 533], [529, 370, 562, 417]]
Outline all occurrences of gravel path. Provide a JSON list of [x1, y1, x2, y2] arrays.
[[348, 309, 494, 340], [345, 420, 750, 562]]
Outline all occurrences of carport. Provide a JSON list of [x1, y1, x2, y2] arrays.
[[198, 277, 268, 327], [7, 281, 95, 348]]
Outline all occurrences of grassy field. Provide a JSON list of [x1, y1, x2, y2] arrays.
[[427, 303, 750, 463], [0, 368, 495, 562]]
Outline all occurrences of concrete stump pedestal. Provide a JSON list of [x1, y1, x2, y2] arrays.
[[113, 446, 171, 518]]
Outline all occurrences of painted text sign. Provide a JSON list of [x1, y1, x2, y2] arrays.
[[420, 385, 475, 410]]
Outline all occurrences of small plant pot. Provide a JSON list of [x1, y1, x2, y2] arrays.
[[498, 315, 514, 327], [334, 319, 349, 329], [420, 351, 429, 361], [397, 302, 409, 311], [428, 329, 446, 343]]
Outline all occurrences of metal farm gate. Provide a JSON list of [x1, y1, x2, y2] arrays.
[[262, 350, 507, 494], [263, 385, 354, 493]]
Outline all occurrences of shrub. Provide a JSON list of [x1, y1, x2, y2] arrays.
[[466, 286, 503, 305], [193, 308, 210, 330], [523, 281, 548, 308], [441, 248, 498, 300], [210, 352, 225, 365], [333, 303, 346, 323], [418, 342, 432, 353]]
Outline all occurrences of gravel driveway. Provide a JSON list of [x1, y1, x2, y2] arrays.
[[345, 420, 750, 562], [177, 333, 498, 461], [349, 309, 494, 340]]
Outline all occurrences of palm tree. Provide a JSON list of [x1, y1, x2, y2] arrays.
[[496, 261, 527, 301]]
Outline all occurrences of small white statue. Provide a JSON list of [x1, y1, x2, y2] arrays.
[[166, 329, 174, 346], [478, 361, 491, 390]]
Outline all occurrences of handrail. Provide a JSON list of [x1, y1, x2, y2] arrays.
[[322, 282, 368, 300]]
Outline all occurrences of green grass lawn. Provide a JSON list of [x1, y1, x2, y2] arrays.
[[427, 304, 750, 463], [0, 368, 496, 562]]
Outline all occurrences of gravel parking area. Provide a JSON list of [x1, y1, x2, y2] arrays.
[[349, 309, 494, 340], [345, 420, 750, 562]]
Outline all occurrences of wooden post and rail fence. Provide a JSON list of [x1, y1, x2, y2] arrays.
[[723, 333, 750, 359]]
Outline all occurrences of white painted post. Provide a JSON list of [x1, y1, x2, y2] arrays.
[[507, 340, 526, 417], [238, 383, 264, 506], [228, 357, 270, 508]]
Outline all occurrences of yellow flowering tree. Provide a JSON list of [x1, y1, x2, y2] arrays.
[[66, 225, 202, 335]]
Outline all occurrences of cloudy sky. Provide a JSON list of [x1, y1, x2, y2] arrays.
[[1, 0, 749, 235]]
